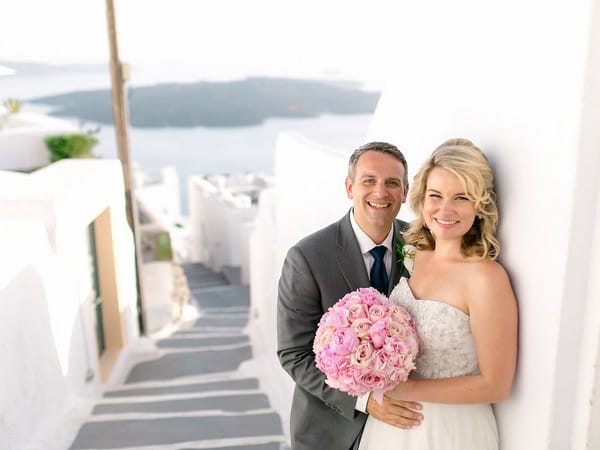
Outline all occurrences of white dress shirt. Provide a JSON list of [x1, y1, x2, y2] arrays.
[[349, 210, 394, 413]]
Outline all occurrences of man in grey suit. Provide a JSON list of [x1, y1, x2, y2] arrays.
[[277, 142, 424, 450]]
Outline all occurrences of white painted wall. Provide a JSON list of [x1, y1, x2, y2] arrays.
[[188, 175, 261, 273], [135, 165, 183, 228], [250, 2, 600, 447], [0, 112, 78, 171], [273, 132, 352, 266], [249, 132, 357, 434], [363, 1, 600, 448], [0, 160, 139, 449], [0, 219, 72, 450]]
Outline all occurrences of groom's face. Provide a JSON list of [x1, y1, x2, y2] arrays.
[[345, 150, 408, 243]]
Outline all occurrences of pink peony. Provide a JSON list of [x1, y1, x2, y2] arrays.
[[357, 287, 383, 307], [321, 308, 349, 328], [383, 335, 407, 356], [330, 328, 359, 355], [369, 319, 390, 349]]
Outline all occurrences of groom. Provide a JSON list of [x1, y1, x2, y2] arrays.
[[277, 142, 423, 450]]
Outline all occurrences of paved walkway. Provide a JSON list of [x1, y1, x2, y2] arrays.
[[68, 263, 288, 450]]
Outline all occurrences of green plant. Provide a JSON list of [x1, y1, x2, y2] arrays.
[[44, 133, 99, 162], [3, 98, 22, 113]]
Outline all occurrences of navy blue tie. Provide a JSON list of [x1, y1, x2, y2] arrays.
[[369, 246, 389, 294]]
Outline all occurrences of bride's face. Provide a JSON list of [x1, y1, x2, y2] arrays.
[[422, 167, 476, 242]]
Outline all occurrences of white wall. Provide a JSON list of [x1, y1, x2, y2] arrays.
[[250, 3, 600, 448], [250, 132, 359, 433], [0, 220, 71, 450], [364, 1, 600, 448], [0, 160, 139, 449], [273, 132, 352, 266], [188, 175, 258, 273], [0, 112, 78, 171]]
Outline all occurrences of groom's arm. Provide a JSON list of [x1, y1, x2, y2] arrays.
[[277, 245, 358, 421]]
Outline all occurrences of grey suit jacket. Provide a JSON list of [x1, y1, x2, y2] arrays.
[[277, 211, 410, 450]]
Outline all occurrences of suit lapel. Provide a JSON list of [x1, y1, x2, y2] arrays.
[[335, 212, 370, 295]]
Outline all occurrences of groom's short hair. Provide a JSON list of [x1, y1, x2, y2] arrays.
[[348, 141, 408, 186]]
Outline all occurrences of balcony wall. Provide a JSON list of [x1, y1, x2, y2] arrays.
[[0, 160, 139, 449], [0, 112, 78, 171], [188, 174, 263, 274]]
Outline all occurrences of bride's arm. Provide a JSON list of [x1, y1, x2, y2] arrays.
[[388, 261, 518, 404]]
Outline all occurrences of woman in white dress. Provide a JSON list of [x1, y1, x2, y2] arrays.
[[359, 138, 518, 450]]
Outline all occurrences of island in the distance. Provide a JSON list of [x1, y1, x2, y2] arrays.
[[30, 77, 380, 128]]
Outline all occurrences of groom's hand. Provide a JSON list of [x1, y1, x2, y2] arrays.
[[366, 394, 423, 429]]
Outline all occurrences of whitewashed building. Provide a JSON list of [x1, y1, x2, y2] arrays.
[[249, 1, 600, 448], [0, 115, 140, 449], [188, 172, 274, 283], [0, 111, 78, 172]]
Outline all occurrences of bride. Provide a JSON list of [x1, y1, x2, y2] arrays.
[[359, 138, 518, 449]]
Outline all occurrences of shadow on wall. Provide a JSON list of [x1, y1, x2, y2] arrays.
[[0, 265, 70, 450]]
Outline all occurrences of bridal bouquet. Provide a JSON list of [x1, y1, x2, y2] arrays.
[[313, 287, 418, 403]]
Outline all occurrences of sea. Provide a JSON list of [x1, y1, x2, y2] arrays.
[[1, 70, 374, 214]]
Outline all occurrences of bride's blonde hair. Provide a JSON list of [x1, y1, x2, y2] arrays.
[[403, 138, 500, 259]]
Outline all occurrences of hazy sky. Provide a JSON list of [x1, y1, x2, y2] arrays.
[[2, 0, 400, 87]]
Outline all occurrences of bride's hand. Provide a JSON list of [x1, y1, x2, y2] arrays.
[[366, 393, 423, 429]]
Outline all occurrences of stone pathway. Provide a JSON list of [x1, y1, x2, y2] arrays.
[[69, 263, 287, 450]]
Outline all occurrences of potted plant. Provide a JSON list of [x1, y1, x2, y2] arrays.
[[3, 98, 22, 113], [44, 133, 99, 162], [1, 98, 23, 130]]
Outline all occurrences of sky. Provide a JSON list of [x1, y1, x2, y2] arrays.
[[1, 0, 400, 89]]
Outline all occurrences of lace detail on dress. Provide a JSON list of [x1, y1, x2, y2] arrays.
[[390, 278, 480, 379]]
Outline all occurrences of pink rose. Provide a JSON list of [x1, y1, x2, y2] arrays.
[[403, 357, 417, 374], [407, 333, 419, 355], [348, 303, 368, 322], [368, 304, 387, 322], [358, 371, 387, 392], [388, 320, 408, 339], [351, 318, 372, 338], [313, 326, 335, 352], [351, 340, 374, 368], [369, 320, 389, 349], [389, 304, 412, 324], [370, 349, 389, 372], [387, 368, 409, 384], [330, 328, 359, 355]]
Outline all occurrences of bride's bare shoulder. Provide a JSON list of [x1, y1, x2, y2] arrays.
[[467, 258, 513, 296]]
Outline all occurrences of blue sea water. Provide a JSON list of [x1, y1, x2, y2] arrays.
[[1, 71, 374, 213]]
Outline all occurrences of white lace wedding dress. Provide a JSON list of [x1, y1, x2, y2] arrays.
[[358, 277, 498, 450]]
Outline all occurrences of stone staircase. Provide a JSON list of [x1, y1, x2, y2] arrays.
[[68, 263, 288, 450]]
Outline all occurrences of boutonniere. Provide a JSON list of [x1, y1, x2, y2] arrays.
[[395, 241, 416, 275]]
